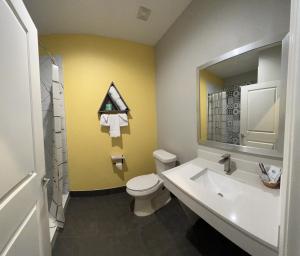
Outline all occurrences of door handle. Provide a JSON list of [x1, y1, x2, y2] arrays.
[[42, 177, 51, 187], [240, 133, 245, 137]]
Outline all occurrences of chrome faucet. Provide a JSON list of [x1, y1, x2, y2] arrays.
[[218, 153, 231, 174]]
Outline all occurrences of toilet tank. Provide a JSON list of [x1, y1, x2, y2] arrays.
[[153, 150, 177, 174]]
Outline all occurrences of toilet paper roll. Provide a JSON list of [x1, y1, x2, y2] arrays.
[[115, 162, 123, 171]]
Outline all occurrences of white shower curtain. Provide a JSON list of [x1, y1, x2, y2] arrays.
[[49, 82, 66, 227], [207, 91, 227, 143], [40, 56, 68, 228], [207, 84, 243, 145]]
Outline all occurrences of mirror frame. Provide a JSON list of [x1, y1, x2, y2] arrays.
[[196, 33, 288, 159]]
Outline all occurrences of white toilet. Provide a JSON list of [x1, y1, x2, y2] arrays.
[[126, 149, 177, 217]]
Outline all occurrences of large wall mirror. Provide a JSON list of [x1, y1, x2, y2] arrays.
[[197, 35, 288, 158]]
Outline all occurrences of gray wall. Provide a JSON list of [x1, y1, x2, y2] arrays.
[[258, 45, 282, 83], [155, 0, 290, 163]]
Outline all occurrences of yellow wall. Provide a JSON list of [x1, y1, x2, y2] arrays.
[[39, 35, 157, 191], [199, 70, 224, 140]]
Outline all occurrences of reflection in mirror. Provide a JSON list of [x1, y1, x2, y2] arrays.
[[199, 42, 285, 155]]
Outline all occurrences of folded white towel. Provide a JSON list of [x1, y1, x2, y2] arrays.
[[108, 87, 120, 105], [100, 113, 128, 137], [100, 114, 110, 126], [118, 114, 128, 127], [109, 87, 127, 111], [108, 114, 120, 137], [115, 98, 127, 111], [109, 86, 119, 99]]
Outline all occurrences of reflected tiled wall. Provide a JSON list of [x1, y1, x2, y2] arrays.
[[207, 85, 242, 145]]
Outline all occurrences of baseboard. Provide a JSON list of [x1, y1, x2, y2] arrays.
[[70, 186, 126, 197]]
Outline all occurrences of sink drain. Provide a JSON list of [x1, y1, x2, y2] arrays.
[[217, 192, 224, 197]]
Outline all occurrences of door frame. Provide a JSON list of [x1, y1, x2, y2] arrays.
[[279, 0, 300, 254]]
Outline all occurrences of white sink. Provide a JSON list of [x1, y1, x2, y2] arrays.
[[191, 168, 251, 203], [190, 167, 279, 218], [162, 160, 280, 253]]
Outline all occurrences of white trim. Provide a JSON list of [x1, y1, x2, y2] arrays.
[[279, 0, 300, 255]]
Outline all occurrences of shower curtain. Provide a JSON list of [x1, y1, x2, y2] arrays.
[[207, 85, 241, 145], [207, 91, 227, 143], [40, 56, 68, 228], [49, 81, 66, 227]]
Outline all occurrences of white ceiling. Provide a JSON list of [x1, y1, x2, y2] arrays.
[[23, 0, 192, 45]]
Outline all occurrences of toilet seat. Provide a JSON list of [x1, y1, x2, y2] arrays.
[[126, 173, 160, 192]]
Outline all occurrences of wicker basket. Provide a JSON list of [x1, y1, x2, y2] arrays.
[[259, 165, 281, 189], [262, 180, 280, 189]]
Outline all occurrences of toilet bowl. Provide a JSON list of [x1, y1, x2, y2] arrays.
[[126, 150, 177, 216]]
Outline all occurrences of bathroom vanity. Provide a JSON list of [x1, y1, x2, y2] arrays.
[[168, 34, 289, 255], [161, 149, 281, 256]]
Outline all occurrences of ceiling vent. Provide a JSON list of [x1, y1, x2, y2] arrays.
[[137, 6, 151, 21]]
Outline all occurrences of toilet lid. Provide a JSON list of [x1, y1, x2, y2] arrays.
[[126, 174, 160, 191]]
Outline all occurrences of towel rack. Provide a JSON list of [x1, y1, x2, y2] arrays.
[[98, 82, 130, 117]]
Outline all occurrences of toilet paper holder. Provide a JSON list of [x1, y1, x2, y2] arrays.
[[111, 154, 125, 164]]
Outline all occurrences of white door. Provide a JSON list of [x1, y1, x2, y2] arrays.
[[0, 0, 51, 255], [240, 80, 280, 149]]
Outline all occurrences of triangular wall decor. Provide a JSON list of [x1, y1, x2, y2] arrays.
[[98, 82, 129, 116]]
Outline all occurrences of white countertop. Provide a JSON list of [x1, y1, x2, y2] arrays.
[[162, 157, 280, 250]]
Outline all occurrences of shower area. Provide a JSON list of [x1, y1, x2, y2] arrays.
[[207, 85, 242, 145], [39, 54, 69, 242]]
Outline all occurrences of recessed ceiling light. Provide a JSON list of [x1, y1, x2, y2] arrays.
[[137, 6, 151, 21]]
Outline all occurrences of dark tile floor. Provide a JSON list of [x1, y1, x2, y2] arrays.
[[53, 192, 249, 256]]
